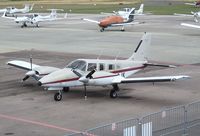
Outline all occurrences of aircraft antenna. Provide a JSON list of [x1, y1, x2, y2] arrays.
[[115, 51, 120, 61]]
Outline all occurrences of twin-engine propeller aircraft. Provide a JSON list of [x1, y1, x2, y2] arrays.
[[0, 4, 34, 15], [2, 9, 67, 28], [181, 23, 200, 29], [7, 33, 190, 101], [82, 4, 144, 32], [174, 11, 200, 22], [185, 0, 200, 7]]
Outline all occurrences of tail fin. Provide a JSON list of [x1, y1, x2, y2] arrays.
[[136, 4, 144, 14], [128, 33, 151, 61], [127, 8, 135, 21], [48, 9, 63, 19]]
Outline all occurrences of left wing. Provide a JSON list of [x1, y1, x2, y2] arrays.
[[112, 75, 190, 84], [181, 23, 200, 29], [174, 13, 193, 17]]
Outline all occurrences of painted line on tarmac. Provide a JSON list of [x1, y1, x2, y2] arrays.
[[0, 113, 82, 134]]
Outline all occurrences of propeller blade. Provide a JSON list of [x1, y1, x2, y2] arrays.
[[30, 55, 32, 70], [84, 85, 87, 100], [23, 75, 30, 81], [86, 69, 96, 79]]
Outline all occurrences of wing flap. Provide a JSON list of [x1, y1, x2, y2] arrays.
[[112, 75, 190, 84], [7, 60, 40, 71]]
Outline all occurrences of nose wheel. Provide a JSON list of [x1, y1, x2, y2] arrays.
[[100, 28, 105, 32], [54, 90, 62, 101]]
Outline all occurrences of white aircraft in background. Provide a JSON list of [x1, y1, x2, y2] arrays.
[[2, 9, 67, 28], [174, 11, 200, 22], [7, 33, 190, 101], [82, 4, 144, 32], [102, 4, 144, 19], [0, 4, 34, 15], [181, 23, 200, 29]]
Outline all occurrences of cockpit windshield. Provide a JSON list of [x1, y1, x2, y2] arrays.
[[66, 60, 86, 71]]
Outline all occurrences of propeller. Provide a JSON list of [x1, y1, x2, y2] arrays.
[[191, 11, 199, 22], [22, 55, 36, 81], [71, 68, 96, 99]]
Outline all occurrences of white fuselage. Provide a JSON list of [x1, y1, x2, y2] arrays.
[[39, 59, 147, 89]]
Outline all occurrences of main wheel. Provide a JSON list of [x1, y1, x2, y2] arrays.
[[100, 28, 104, 32], [54, 92, 62, 101], [110, 90, 118, 98]]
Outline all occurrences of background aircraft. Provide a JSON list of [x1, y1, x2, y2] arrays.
[[174, 11, 200, 22], [2, 9, 67, 28], [6, 33, 189, 101], [1, 4, 34, 16], [102, 4, 144, 19], [82, 4, 144, 32], [181, 23, 200, 29], [185, 0, 200, 7]]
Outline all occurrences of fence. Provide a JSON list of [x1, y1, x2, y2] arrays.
[[66, 101, 200, 136]]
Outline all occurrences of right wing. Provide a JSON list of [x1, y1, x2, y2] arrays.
[[112, 75, 190, 84], [7, 60, 40, 71], [82, 18, 100, 24], [185, 3, 196, 6], [174, 13, 193, 17], [181, 23, 200, 29]]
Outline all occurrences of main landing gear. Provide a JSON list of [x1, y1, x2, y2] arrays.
[[21, 23, 27, 28], [110, 84, 119, 98], [120, 26, 125, 32], [54, 87, 70, 101], [100, 28, 105, 32]]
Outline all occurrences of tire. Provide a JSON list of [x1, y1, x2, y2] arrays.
[[110, 90, 118, 98], [54, 92, 62, 101]]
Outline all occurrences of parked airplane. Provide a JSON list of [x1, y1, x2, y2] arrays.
[[185, 0, 200, 7], [82, 4, 144, 32], [174, 11, 200, 22], [7, 33, 190, 101], [2, 9, 67, 28], [1, 4, 34, 15], [181, 23, 200, 29], [102, 4, 144, 19]]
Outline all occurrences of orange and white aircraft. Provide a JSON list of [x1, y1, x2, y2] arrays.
[[7, 33, 190, 101], [82, 4, 144, 32]]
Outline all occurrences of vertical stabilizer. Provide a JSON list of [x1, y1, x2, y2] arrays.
[[128, 33, 151, 61], [136, 4, 144, 14]]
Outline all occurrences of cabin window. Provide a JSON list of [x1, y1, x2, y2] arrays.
[[116, 65, 120, 69], [87, 63, 97, 71], [66, 60, 86, 71], [99, 63, 104, 71], [108, 64, 114, 70]]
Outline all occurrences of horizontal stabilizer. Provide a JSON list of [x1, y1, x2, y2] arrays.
[[145, 63, 176, 68], [174, 13, 193, 17], [7, 60, 40, 70], [112, 75, 190, 84]]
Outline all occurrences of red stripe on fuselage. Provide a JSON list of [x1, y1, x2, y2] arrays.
[[42, 65, 145, 85]]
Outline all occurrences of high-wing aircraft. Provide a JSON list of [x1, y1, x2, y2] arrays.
[[82, 4, 144, 32], [181, 23, 200, 29], [2, 9, 67, 28], [185, 0, 200, 7], [1, 4, 34, 15], [174, 11, 200, 22], [6, 33, 189, 101]]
